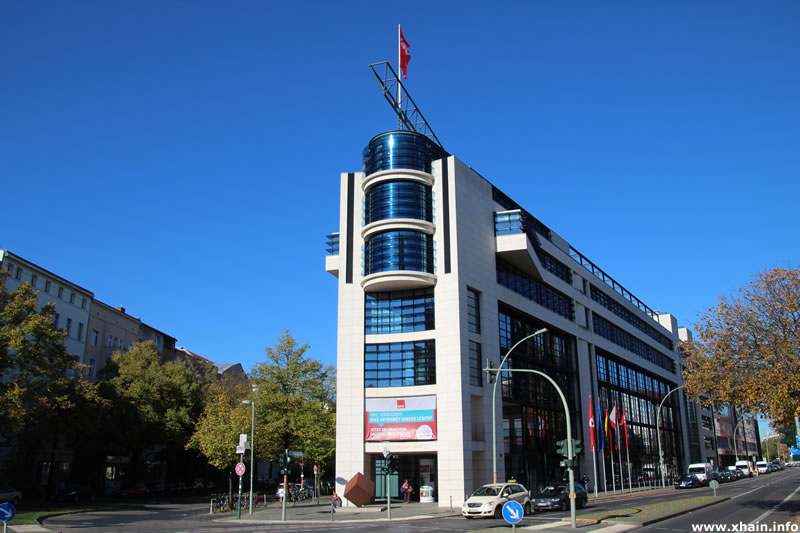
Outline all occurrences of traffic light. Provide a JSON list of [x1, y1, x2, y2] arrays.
[[485, 359, 497, 384], [386, 454, 399, 474], [556, 439, 569, 457], [280, 451, 290, 475], [573, 439, 583, 455]]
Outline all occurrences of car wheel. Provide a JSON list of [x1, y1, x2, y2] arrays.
[[534, 508, 542, 513], [559, 500, 567, 512], [524, 502, 531, 515], [495, 505, 503, 519]]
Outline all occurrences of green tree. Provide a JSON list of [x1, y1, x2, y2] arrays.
[[186, 375, 252, 469], [0, 272, 104, 488], [101, 341, 215, 448], [249, 330, 336, 468], [682, 267, 800, 426]]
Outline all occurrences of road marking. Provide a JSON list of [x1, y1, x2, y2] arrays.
[[749, 482, 800, 526]]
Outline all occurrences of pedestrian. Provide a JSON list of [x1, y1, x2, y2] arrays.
[[401, 479, 410, 503], [582, 473, 590, 490]]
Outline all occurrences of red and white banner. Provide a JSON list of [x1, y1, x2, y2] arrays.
[[365, 395, 436, 441]]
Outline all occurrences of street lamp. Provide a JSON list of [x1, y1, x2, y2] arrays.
[[656, 384, 684, 489], [242, 399, 255, 515], [733, 412, 754, 462], [489, 328, 547, 484]]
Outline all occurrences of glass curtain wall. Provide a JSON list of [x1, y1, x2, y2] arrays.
[[498, 304, 578, 493], [595, 349, 683, 486]]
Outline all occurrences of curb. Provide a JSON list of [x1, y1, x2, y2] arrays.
[[602, 496, 731, 528]]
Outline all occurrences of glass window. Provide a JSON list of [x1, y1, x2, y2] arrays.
[[45, 280, 51, 293], [365, 181, 433, 224], [77, 322, 84, 341], [58, 287, 64, 299], [81, 297, 87, 310], [66, 318, 72, 336], [496, 259, 574, 321], [31, 274, 38, 287], [364, 231, 433, 275], [70, 292, 75, 304], [364, 340, 436, 388], [365, 288, 434, 334], [469, 341, 482, 387], [467, 288, 481, 334], [92, 329, 99, 346]]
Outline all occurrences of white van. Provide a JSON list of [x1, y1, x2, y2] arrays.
[[756, 461, 770, 474], [687, 463, 713, 485], [735, 460, 753, 477]]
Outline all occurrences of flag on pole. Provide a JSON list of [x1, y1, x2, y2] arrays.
[[609, 404, 618, 430], [605, 406, 614, 451], [620, 404, 629, 450], [589, 398, 596, 452], [598, 400, 604, 450], [399, 25, 411, 79]]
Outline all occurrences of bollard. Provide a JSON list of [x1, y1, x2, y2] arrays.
[[210, 498, 215, 514], [450, 495, 453, 511]]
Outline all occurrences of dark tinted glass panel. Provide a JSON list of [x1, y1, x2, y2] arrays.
[[365, 181, 432, 223], [496, 259, 574, 320], [363, 130, 448, 176], [364, 340, 436, 387], [365, 231, 433, 275], [365, 288, 434, 334], [592, 314, 675, 373]]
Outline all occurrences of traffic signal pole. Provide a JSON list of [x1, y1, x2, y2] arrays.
[[281, 449, 287, 521], [485, 360, 577, 529]]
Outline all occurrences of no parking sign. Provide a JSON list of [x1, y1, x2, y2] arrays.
[[235, 462, 246, 476]]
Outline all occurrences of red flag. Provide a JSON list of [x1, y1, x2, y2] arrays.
[[609, 404, 618, 430], [621, 404, 629, 450], [399, 25, 411, 79], [589, 397, 596, 452]]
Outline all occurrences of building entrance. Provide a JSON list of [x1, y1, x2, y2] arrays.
[[371, 453, 437, 503]]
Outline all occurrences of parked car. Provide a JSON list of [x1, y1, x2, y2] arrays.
[[119, 483, 148, 497], [532, 484, 588, 512], [275, 482, 296, 501], [0, 483, 22, 506], [756, 461, 770, 474], [462, 482, 531, 519], [768, 463, 780, 473], [293, 481, 315, 498], [718, 470, 735, 483], [674, 474, 701, 489]]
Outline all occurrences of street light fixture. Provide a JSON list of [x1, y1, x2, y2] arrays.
[[733, 412, 755, 462], [656, 384, 684, 489], [242, 399, 255, 515], [489, 328, 547, 484]]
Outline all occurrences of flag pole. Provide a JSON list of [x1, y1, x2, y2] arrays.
[[590, 395, 598, 498], [397, 24, 402, 129], [599, 400, 607, 495], [626, 437, 633, 493], [616, 403, 624, 492], [607, 406, 615, 494]]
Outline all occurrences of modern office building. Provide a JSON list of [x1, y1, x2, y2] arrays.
[[326, 129, 691, 506]]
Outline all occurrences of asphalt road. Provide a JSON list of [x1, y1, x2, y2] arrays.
[[40, 468, 800, 532]]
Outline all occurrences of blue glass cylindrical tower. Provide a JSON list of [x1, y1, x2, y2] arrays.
[[362, 131, 446, 280]]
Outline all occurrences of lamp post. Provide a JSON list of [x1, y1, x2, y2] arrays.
[[242, 399, 255, 515], [488, 328, 547, 484], [733, 413, 754, 462], [656, 384, 684, 488]]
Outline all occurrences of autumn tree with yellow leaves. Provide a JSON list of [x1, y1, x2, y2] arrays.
[[682, 267, 800, 427]]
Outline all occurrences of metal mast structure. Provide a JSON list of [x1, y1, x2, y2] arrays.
[[369, 61, 445, 152]]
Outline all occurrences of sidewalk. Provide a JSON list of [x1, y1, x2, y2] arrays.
[[217, 499, 460, 525]]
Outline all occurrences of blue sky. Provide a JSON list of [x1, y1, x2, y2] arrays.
[[2, 2, 798, 435]]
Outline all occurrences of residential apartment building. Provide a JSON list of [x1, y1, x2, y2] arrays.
[[326, 130, 692, 506], [1, 249, 93, 365], [84, 300, 177, 378]]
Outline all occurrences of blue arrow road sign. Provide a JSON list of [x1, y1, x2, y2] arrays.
[[502, 500, 523, 524], [0, 502, 16, 522]]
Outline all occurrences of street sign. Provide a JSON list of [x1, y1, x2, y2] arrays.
[[235, 462, 246, 476], [709, 479, 719, 496], [502, 500, 523, 524], [313, 465, 318, 475], [0, 502, 16, 522], [236, 444, 246, 454], [288, 450, 303, 458]]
